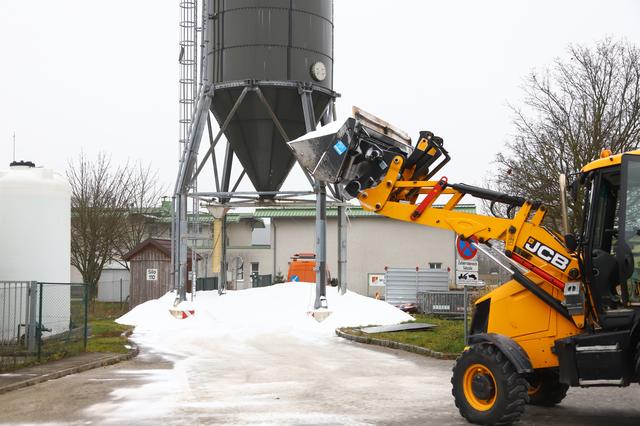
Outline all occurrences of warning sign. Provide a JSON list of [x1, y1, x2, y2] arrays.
[[456, 260, 479, 272], [456, 235, 478, 260], [456, 271, 479, 285], [456, 259, 480, 286]]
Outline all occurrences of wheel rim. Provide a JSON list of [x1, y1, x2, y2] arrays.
[[527, 380, 542, 396], [463, 363, 497, 411]]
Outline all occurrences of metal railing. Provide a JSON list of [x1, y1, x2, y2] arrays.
[[0, 281, 33, 347], [0, 281, 88, 372], [418, 291, 469, 317], [251, 274, 273, 288], [196, 276, 218, 291], [418, 288, 485, 343], [385, 267, 449, 306]]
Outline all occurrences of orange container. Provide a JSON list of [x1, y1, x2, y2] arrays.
[[287, 253, 317, 283]]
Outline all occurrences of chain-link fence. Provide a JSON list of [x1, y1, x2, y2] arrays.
[[97, 278, 130, 305], [0, 281, 88, 372]]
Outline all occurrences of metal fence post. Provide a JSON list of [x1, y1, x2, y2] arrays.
[[37, 282, 43, 361], [463, 285, 469, 344], [83, 283, 89, 350], [119, 278, 123, 310], [27, 281, 38, 352]]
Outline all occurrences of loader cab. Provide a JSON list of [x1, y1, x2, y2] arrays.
[[582, 153, 640, 327]]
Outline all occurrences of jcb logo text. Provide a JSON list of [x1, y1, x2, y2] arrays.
[[523, 238, 570, 271]]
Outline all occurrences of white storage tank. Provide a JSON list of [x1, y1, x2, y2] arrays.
[[0, 161, 71, 337]]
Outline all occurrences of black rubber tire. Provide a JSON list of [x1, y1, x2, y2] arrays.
[[527, 369, 569, 406], [452, 343, 529, 425], [635, 341, 640, 382]]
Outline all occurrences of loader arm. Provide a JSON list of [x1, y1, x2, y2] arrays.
[[358, 152, 582, 324], [361, 154, 575, 281], [288, 116, 586, 333]]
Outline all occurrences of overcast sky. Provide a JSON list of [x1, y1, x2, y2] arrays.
[[2, 0, 640, 200]]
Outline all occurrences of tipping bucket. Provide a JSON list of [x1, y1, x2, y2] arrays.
[[287, 117, 413, 197]]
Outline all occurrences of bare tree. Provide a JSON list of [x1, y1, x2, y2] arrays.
[[492, 39, 640, 232], [68, 153, 166, 301], [68, 153, 135, 299], [113, 163, 166, 267]]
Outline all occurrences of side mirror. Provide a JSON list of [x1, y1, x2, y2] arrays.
[[569, 179, 579, 202], [564, 234, 578, 253]]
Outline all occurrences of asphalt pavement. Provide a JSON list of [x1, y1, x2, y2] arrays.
[[0, 334, 639, 425]]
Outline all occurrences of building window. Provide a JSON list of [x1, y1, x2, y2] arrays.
[[429, 262, 443, 269], [251, 219, 271, 246], [233, 257, 244, 281], [251, 262, 259, 276]]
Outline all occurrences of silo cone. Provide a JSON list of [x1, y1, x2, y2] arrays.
[[208, 0, 336, 194], [210, 87, 334, 192]]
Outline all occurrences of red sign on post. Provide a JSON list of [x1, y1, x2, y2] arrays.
[[456, 235, 478, 260]]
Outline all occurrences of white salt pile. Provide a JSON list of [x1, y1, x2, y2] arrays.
[[86, 285, 417, 423], [117, 283, 413, 353]]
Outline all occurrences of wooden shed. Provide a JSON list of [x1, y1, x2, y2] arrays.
[[123, 238, 199, 308]]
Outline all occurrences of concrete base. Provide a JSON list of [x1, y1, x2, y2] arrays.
[[0, 349, 139, 395], [308, 309, 333, 322], [169, 308, 195, 319]]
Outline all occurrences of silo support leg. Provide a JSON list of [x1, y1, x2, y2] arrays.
[[338, 205, 347, 295], [178, 193, 188, 302], [218, 214, 227, 295], [193, 88, 248, 185], [300, 89, 328, 309], [314, 182, 327, 309], [206, 114, 220, 192]]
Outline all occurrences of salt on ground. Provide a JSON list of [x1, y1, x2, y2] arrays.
[[117, 283, 413, 343]]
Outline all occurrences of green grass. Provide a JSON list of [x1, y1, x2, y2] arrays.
[[90, 301, 130, 320], [89, 319, 130, 336], [1, 302, 133, 373], [346, 314, 466, 354], [86, 304, 133, 354], [87, 336, 131, 354]]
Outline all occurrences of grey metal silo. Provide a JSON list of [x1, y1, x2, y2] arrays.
[[207, 0, 337, 193], [173, 0, 341, 303]]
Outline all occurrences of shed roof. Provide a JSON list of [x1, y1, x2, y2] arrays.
[[123, 238, 201, 261], [253, 204, 476, 218]]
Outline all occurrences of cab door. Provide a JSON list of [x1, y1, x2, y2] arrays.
[[616, 154, 640, 304]]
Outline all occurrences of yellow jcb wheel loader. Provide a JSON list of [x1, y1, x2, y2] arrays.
[[289, 109, 640, 425]]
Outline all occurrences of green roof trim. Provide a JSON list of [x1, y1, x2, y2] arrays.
[[253, 204, 476, 218], [154, 214, 215, 224], [143, 204, 476, 223], [152, 212, 263, 224]]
